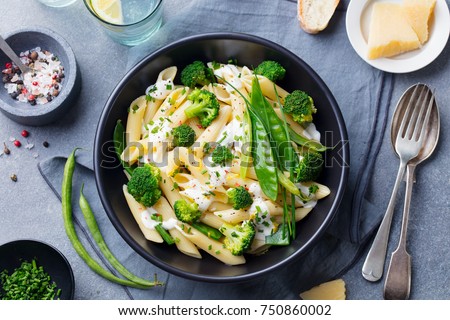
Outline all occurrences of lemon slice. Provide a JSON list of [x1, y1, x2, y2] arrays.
[[91, 0, 124, 24]]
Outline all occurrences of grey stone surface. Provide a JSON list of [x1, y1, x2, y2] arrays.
[[0, 0, 448, 300]]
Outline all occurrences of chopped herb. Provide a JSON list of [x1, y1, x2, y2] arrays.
[[131, 105, 139, 113], [171, 182, 179, 191], [201, 169, 208, 175], [166, 84, 173, 90], [309, 184, 319, 194], [215, 250, 221, 255], [151, 126, 159, 134], [211, 61, 221, 70], [208, 244, 212, 250], [181, 88, 187, 95]]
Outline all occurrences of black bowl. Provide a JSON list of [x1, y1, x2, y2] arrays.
[[94, 32, 349, 283], [0, 240, 74, 299]]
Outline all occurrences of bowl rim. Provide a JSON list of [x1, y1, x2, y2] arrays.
[[0, 26, 78, 121], [0, 239, 75, 299], [94, 32, 350, 282]]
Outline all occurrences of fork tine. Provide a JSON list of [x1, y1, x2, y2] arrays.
[[417, 90, 435, 143], [404, 85, 428, 140], [398, 84, 420, 139], [411, 86, 431, 140]]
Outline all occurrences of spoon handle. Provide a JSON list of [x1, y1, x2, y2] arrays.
[[384, 164, 415, 300], [0, 35, 28, 74], [362, 160, 406, 282]]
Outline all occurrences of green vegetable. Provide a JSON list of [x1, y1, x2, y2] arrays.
[[219, 221, 256, 256], [283, 90, 317, 125], [127, 163, 162, 207], [240, 108, 252, 179], [185, 89, 220, 128], [0, 259, 60, 300], [173, 199, 202, 223], [254, 60, 286, 83], [226, 186, 253, 210], [191, 221, 223, 240], [249, 108, 278, 201], [79, 185, 164, 285], [180, 61, 216, 88], [294, 149, 324, 182], [211, 145, 233, 165], [251, 76, 295, 171], [265, 223, 290, 246], [172, 124, 196, 147], [113, 120, 135, 175], [62, 149, 161, 289], [287, 126, 328, 152]]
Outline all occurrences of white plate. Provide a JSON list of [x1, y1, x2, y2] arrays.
[[346, 0, 450, 73]]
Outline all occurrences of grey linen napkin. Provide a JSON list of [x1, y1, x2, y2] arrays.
[[38, 0, 440, 299]]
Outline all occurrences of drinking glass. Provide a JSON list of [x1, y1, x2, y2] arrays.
[[38, 0, 77, 7], [83, 0, 163, 46]]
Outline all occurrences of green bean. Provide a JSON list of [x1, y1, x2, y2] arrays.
[[62, 148, 161, 289], [79, 184, 162, 286], [249, 109, 278, 201], [113, 120, 134, 175], [192, 221, 223, 240]]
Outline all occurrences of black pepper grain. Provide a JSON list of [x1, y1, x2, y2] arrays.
[[10, 174, 17, 182], [43, 141, 49, 148]]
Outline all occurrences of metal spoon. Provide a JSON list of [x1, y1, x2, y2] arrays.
[[383, 84, 440, 299], [0, 34, 31, 75]]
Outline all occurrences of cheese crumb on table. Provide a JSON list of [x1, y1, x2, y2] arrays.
[[299, 279, 346, 300]]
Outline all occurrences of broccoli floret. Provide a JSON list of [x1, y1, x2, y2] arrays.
[[254, 60, 286, 83], [294, 150, 324, 182], [185, 89, 220, 128], [283, 90, 317, 125], [174, 199, 202, 223], [172, 124, 196, 147], [226, 186, 253, 210], [211, 145, 233, 165], [180, 61, 215, 88], [219, 221, 256, 256], [127, 163, 162, 207]]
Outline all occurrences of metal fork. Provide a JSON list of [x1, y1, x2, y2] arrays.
[[362, 84, 434, 282]]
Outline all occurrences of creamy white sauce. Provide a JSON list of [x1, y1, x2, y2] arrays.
[[207, 163, 230, 187], [141, 208, 178, 230], [146, 79, 174, 100], [179, 179, 214, 212], [146, 117, 172, 144], [303, 123, 321, 141], [249, 197, 275, 241], [141, 207, 159, 229], [295, 183, 318, 208], [215, 118, 245, 153], [210, 64, 243, 92]]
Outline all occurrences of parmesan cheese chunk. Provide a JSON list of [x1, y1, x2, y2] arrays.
[[367, 2, 421, 60], [403, 0, 436, 44], [299, 279, 346, 300]]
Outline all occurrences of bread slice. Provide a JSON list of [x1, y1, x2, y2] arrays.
[[403, 0, 436, 44], [297, 0, 340, 34], [367, 2, 421, 59]]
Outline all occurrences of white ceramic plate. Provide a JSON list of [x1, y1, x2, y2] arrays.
[[346, 0, 450, 73]]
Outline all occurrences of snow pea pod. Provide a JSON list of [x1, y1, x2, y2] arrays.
[[249, 109, 278, 201], [250, 77, 294, 171]]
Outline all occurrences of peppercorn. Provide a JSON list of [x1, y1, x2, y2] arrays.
[[29, 51, 38, 60], [21, 130, 29, 138], [3, 143, 10, 155], [43, 141, 49, 148], [14, 140, 21, 147], [10, 174, 17, 182]]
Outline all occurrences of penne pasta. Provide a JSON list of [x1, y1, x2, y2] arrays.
[[116, 61, 331, 266]]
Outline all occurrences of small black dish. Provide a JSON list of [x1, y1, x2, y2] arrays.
[[0, 27, 80, 126], [0, 240, 74, 300]]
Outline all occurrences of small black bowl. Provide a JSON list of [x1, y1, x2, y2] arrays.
[[94, 32, 349, 283], [0, 240, 74, 299], [0, 27, 80, 126]]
